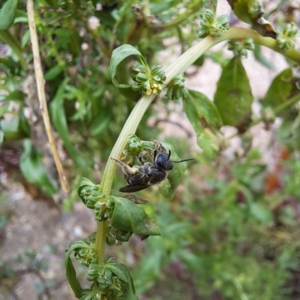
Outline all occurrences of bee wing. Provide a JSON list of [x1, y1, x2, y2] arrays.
[[119, 184, 151, 193]]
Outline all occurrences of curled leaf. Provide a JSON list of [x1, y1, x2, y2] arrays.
[[108, 44, 147, 99]]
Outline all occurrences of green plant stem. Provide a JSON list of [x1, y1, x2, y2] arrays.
[[95, 26, 300, 263], [109, 0, 133, 55], [0, 30, 26, 69], [274, 92, 300, 114], [153, 0, 202, 29]]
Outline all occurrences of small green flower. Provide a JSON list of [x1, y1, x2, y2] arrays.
[[106, 226, 133, 245], [132, 64, 166, 95], [78, 183, 104, 209], [228, 38, 254, 58], [199, 9, 229, 38], [122, 133, 153, 159], [74, 233, 97, 267], [277, 23, 298, 51], [75, 246, 97, 267], [167, 74, 189, 100]]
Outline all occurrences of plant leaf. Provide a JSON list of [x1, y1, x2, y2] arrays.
[[44, 65, 64, 81], [0, 30, 26, 68], [20, 139, 58, 196], [50, 79, 86, 168], [214, 57, 253, 127], [184, 89, 222, 128], [90, 111, 111, 137], [159, 142, 193, 199], [65, 241, 86, 298], [183, 90, 221, 158], [107, 263, 138, 300], [109, 196, 160, 236], [0, 0, 19, 30], [108, 44, 145, 99], [262, 68, 293, 117]]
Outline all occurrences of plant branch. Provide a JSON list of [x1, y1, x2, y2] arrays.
[[152, 0, 202, 30], [27, 0, 69, 193], [219, 28, 300, 63], [95, 26, 300, 263]]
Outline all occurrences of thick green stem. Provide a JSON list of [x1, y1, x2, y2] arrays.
[[95, 27, 300, 263]]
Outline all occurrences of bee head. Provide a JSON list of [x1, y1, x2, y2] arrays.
[[155, 152, 173, 171]]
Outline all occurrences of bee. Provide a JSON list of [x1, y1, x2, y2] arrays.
[[112, 141, 194, 193]]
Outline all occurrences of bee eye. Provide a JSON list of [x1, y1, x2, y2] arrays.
[[156, 154, 173, 170]]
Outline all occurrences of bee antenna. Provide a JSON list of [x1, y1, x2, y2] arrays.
[[171, 158, 195, 163]]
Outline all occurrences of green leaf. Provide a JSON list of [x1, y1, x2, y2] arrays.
[[18, 104, 30, 136], [108, 44, 143, 87], [107, 261, 138, 298], [90, 112, 111, 137], [20, 139, 58, 196], [108, 44, 146, 99], [5, 90, 25, 102], [65, 241, 84, 298], [214, 57, 253, 126], [0, 0, 19, 30], [78, 177, 96, 190], [197, 128, 220, 158], [50, 80, 86, 168], [0, 109, 29, 141], [183, 90, 221, 158], [262, 68, 293, 117], [250, 203, 273, 223], [106, 263, 130, 284], [14, 9, 28, 24], [159, 142, 193, 199], [109, 196, 160, 236], [0, 30, 26, 68], [44, 65, 64, 81], [184, 89, 222, 128]]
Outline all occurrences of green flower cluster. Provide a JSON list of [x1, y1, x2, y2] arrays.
[[74, 234, 97, 267], [78, 183, 104, 209], [277, 23, 298, 51], [199, 9, 229, 38], [132, 64, 166, 95], [167, 74, 189, 100], [106, 226, 133, 246], [227, 38, 255, 57], [78, 178, 112, 221], [122, 133, 153, 160]]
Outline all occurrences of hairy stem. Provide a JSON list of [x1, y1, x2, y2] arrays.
[[95, 27, 300, 263]]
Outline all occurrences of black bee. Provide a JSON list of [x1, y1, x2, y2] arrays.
[[112, 141, 194, 193]]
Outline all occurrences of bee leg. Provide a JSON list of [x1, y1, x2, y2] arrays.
[[111, 158, 139, 176], [137, 151, 148, 165]]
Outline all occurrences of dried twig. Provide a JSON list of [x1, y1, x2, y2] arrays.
[[27, 0, 69, 193]]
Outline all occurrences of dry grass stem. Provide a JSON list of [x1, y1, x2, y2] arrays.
[[27, 0, 69, 193]]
